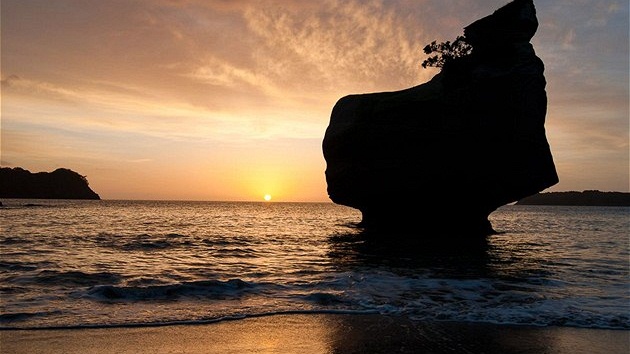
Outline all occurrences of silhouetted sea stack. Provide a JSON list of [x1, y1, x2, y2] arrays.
[[0, 167, 101, 200], [323, 0, 558, 236]]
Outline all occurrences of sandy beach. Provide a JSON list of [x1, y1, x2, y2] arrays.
[[1, 314, 628, 354]]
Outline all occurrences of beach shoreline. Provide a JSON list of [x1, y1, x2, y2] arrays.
[[1, 314, 628, 354]]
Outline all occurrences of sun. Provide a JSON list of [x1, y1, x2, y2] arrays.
[[263, 194, 272, 201]]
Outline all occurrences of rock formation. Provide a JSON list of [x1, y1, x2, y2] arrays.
[[0, 167, 101, 200], [322, 0, 558, 235]]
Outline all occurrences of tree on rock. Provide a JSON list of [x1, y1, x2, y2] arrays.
[[421, 35, 473, 69]]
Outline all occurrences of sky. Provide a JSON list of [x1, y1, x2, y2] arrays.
[[1, 0, 628, 202]]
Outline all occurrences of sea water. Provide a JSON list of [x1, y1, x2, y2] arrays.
[[1, 200, 628, 330]]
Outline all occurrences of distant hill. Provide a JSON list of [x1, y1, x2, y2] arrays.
[[0, 167, 100, 200], [516, 190, 630, 206]]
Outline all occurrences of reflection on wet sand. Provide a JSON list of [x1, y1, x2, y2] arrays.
[[3, 314, 627, 354]]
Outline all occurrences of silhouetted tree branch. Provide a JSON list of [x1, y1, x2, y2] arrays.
[[421, 35, 473, 69]]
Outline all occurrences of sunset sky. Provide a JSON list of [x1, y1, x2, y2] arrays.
[[2, 0, 628, 201]]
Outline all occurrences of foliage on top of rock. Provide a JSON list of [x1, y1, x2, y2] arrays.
[[421, 35, 473, 69]]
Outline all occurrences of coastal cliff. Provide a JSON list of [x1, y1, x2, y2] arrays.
[[322, 0, 558, 235], [0, 167, 100, 200]]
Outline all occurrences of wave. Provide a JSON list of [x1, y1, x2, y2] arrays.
[[0, 311, 63, 324], [303, 292, 350, 305], [3, 275, 629, 330], [0, 309, 380, 331], [10, 270, 122, 287], [0, 236, 31, 245], [93, 232, 262, 253], [94, 232, 195, 251], [83, 279, 255, 301], [3, 305, 627, 331], [0, 261, 39, 271], [73, 270, 630, 330]]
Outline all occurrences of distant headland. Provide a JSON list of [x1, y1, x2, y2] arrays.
[[0, 167, 100, 200], [516, 190, 630, 206]]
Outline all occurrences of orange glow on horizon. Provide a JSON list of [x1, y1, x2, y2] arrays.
[[2, 1, 627, 200]]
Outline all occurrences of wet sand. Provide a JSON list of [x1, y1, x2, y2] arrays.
[[1, 314, 628, 354]]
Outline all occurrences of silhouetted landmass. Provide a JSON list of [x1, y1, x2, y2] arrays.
[[323, 0, 558, 236], [0, 167, 100, 200], [516, 190, 630, 206]]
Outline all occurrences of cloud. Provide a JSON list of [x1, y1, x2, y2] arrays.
[[242, 0, 432, 92], [2, 0, 628, 197], [171, 0, 444, 115], [560, 28, 575, 49], [2, 72, 326, 145], [2, 0, 514, 116], [1, 75, 80, 103]]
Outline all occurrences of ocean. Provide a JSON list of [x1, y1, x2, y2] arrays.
[[1, 200, 628, 330]]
